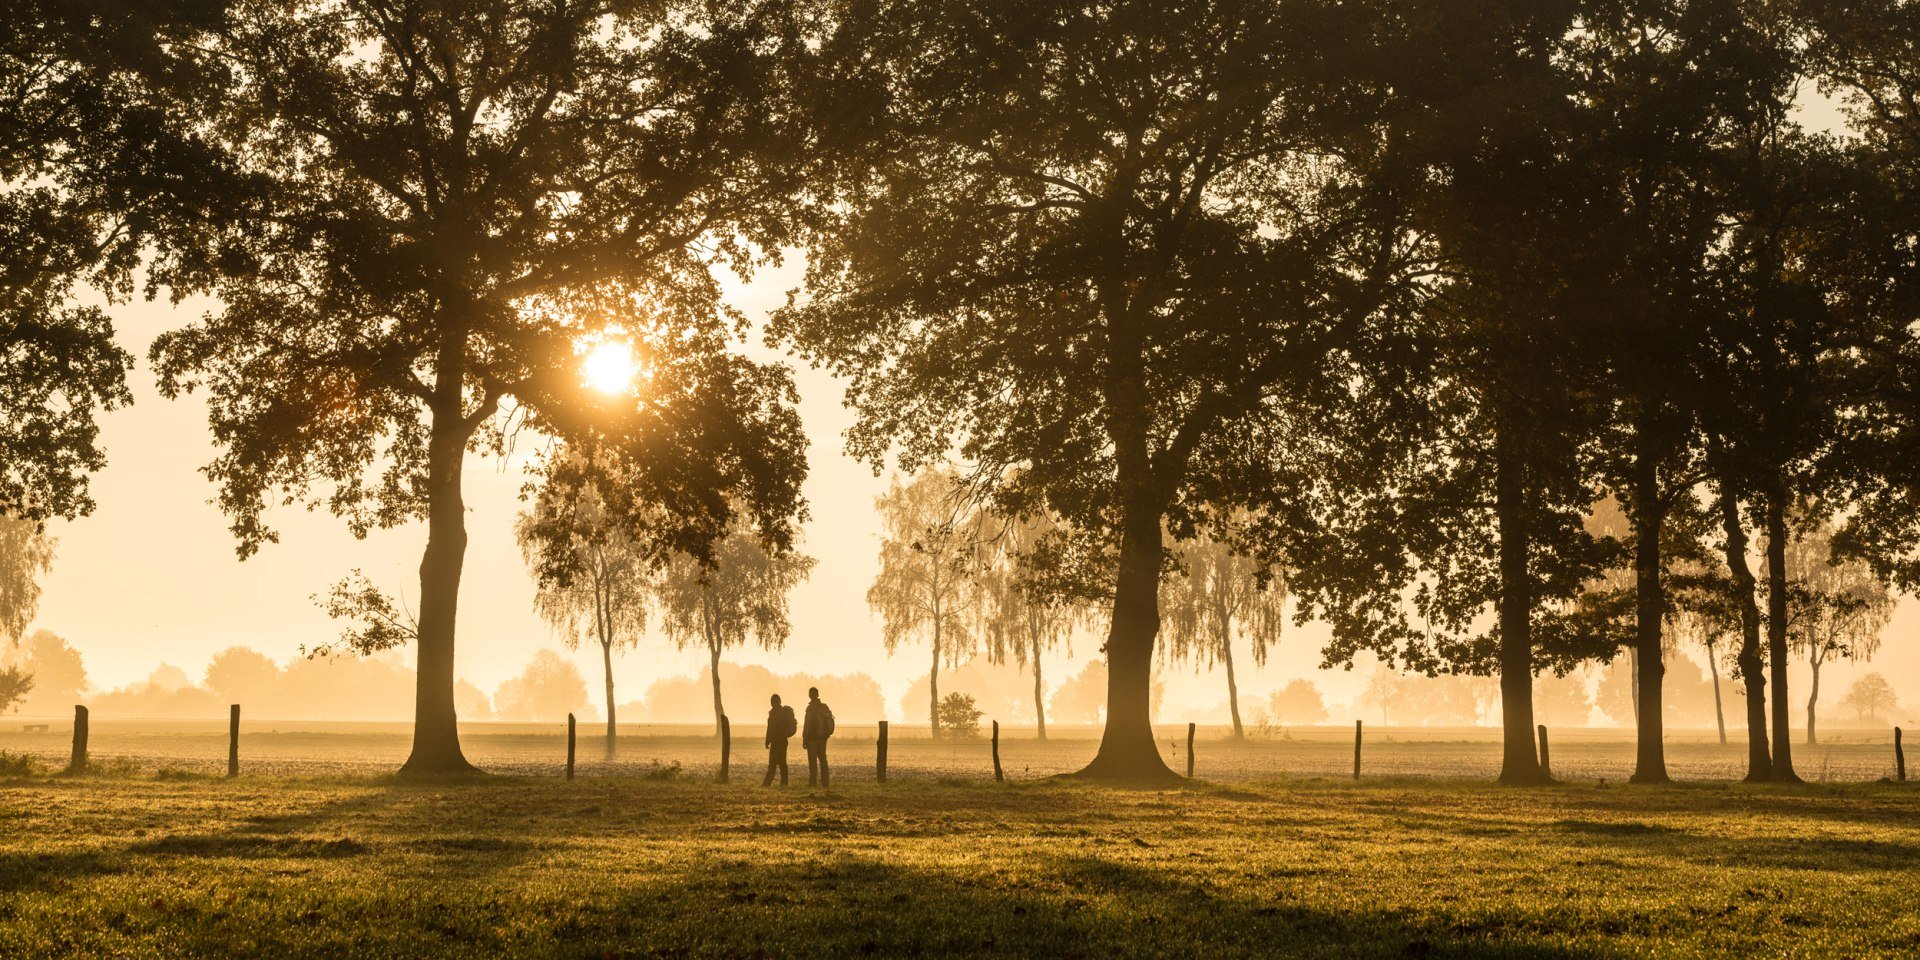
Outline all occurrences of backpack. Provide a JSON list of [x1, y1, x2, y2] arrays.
[[780, 704, 798, 739], [820, 704, 836, 739]]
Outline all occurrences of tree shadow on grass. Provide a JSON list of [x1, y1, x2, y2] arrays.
[[588, 849, 1605, 960]]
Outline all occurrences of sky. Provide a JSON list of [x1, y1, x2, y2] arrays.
[[19, 90, 1913, 728]]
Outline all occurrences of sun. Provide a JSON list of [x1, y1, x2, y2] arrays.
[[581, 340, 638, 395]]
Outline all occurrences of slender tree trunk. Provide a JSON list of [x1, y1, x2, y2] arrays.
[[1806, 653, 1820, 746], [1079, 495, 1177, 781], [1629, 435, 1669, 784], [1706, 639, 1726, 746], [1222, 626, 1244, 741], [1765, 494, 1799, 782], [709, 638, 724, 738], [1715, 484, 1770, 779], [602, 637, 616, 753], [400, 402, 478, 775], [1495, 423, 1545, 784], [1032, 637, 1048, 741], [929, 622, 942, 739]]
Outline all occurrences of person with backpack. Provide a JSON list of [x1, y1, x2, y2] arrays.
[[802, 686, 835, 787], [763, 693, 797, 787]]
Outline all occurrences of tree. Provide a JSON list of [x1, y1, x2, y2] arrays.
[[0, 665, 31, 714], [1839, 672, 1899, 724], [492, 649, 590, 723], [1669, 565, 1741, 745], [1, 1, 196, 524], [868, 467, 982, 738], [1778, 520, 1894, 743], [151, 0, 810, 773], [781, 0, 1427, 779], [6, 629, 85, 714], [651, 518, 815, 735], [517, 454, 652, 750], [1268, 679, 1328, 726], [935, 693, 984, 739], [977, 507, 1087, 740], [1161, 529, 1284, 740], [203, 646, 283, 703], [0, 519, 54, 645]]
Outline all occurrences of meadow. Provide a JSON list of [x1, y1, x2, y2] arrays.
[[1, 723, 1916, 958]]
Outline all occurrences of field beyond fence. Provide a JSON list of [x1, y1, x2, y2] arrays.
[[0, 717, 1907, 783]]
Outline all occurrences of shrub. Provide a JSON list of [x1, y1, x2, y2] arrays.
[[0, 750, 40, 777], [937, 693, 983, 738]]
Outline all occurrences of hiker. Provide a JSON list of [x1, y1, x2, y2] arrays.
[[803, 686, 835, 787], [763, 693, 796, 786]]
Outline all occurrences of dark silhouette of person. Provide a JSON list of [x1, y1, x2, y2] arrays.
[[803, 686, 835, 787], [763, 693, 796, 786]]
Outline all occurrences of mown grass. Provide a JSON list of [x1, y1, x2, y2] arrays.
[[1, 771, 1915, 958]]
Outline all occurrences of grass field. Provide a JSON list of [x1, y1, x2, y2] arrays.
[[2, 763, 1917, 958]]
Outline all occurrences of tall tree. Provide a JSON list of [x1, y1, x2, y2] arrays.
[[1568, 0, 1805, 784], [151, 0, 809, 773], [780, 0, 1427, 779], [868, 467, 982, 738], [1160, 529, 1285, 740], [516, 454, 652, 751], [1279, 0, 1619, 785], [1777, 519, 1893, 744], [651, 518, 815, 736], [976, 508, 1086, 740]]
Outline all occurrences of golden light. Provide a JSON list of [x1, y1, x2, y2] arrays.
[[581, 340, 638, 395]]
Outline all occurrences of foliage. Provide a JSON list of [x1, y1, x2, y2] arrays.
[[1839, 673, 1899, 723], [935, 693, 983, 738], [0, 664, 32, 715], [309, 571, 417, 659], [780, 0, 1431, 776], [491, 650, 590, 724], [1161, 527, 1285, 737], [4, 629, 85, 714], [1267, 679, 1328, 726], [516, 454, 652, 659], [1778, 521, 1894, 673], [869, 466, 984, 736], [0, 749, 38, 777], [0, 518, 54, 646]]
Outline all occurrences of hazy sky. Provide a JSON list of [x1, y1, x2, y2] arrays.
[[25, 88, 1915, 724]]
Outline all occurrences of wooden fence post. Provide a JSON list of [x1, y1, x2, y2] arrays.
[[1353, 720, 1363, 780], [228, 704, 241, 778], [68, 704, 87, 774], [719, 714, 731, 784], [1536, 724, 1551, 779], [560, 714, 576, 779], [877, 720, 889, 783], [1897, 727, 1906, 783], [1186, 722, 1196, 778], [991, 720, 1003, 782]]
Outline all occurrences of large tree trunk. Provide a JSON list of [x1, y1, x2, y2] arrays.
[[400, 407, 478, 775], [1628, 436, 1669, 784], [1764, 494, 1799, 782], [1495, 423, 1545, 784], [1706, 639, 1726, 746], [1078, 498, 1177, 782], [1715, 485, 1770, 780]]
